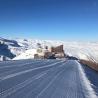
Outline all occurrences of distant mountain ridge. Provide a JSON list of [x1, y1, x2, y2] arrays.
[[0, 37, 98, 63]]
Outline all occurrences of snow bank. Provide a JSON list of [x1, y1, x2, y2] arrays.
[[76, 61, 97, 98]]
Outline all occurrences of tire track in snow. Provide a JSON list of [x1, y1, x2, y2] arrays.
[[0, 60, 52, 78], [0, 60, 64, 81], [36, 69, 65, 98], [0, 61, 65, 98], [49, 61, 79, 98], [22, 63, 66, 98], [0, 59, 53, 69], [0, 71, 48, 98], [0, 61, 42, 76], [0, 61, 39, 69]]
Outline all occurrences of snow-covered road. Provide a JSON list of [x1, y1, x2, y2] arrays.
[[0, 59, 97, 98]]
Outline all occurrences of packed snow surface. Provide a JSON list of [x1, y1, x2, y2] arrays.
[[0, 60, 97, 98]]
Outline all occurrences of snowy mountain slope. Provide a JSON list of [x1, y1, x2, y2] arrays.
[[0, 37, 20, 47], [13, 49, 37, 60], [0, 37, 98, 62]]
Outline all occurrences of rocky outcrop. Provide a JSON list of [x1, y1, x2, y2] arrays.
[[0, 42, 15, 60]]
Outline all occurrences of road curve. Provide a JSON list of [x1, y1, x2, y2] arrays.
[[0, 59, 97, 98]]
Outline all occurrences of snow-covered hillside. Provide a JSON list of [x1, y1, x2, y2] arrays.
[[13, 49, 37, 60], [0, 37, 98, 62]]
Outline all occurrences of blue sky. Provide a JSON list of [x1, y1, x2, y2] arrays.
[[0, 0, 98, 41]]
